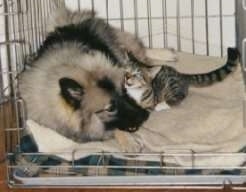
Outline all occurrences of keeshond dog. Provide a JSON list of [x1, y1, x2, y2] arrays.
[[19, 8, 150, 142]]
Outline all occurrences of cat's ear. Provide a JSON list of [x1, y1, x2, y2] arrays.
[[59, 77, 84, 109], [148, 66, 162, 78]]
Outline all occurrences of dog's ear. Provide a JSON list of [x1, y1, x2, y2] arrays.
[[59, 77, 84, 109]]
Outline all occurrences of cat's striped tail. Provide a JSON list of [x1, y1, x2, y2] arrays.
[[182, 48, 240, 87]]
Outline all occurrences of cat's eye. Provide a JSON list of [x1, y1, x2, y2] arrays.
[[136, 73, 142, 77]]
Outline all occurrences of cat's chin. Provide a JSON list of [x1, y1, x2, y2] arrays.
[[125, 84, 143, 89], [126, 86, 142, 89]]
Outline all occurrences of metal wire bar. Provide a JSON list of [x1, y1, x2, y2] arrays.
[[45, 0, 50, 35], [47, 0, 52, 37], [78, 0, 80, 11], [119, 0, 124, 31], [9, 150, 246, 157], [191, 0, 195, 54], [176, 0, 181, 51], [133, 0, 138, 37], [9, 164, 246, 170], [162, 0, 168, 48], [105, 0, 109, 24], [219, 0, 223, 57], [146, 0, 152, 48], [28, 0, 35, 52], [16, 0, 25, 62], [40, 0, 46, 39], [205, 0, 209, 55], [38, 0, 44, 43], [34, 0, 40, 50], [24, 0, 31, 56], [91, 0, 94, 13], [104, 14, 234, 21], [9, 0, 18, 79]]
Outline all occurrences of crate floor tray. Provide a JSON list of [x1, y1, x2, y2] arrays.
[[12, 175, 246, 186]]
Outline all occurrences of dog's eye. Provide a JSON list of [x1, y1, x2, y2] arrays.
[[105, 102, 117, 114], [106, 105, 114, 112]]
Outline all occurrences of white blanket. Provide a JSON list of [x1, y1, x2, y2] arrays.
[[26, 49, 246, 168]]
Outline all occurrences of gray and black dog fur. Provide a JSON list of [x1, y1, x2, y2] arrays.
[[19, 8, 150, 142]]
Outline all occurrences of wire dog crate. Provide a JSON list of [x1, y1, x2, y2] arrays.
[[0, 0, 246, 189]]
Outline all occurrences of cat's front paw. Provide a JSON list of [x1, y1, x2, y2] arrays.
[[154, 101, 171, 111]]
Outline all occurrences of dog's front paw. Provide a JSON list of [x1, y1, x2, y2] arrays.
[[114, 130, 141, 153], [162, 48, 178, 62], [147, 48, 178, 63]]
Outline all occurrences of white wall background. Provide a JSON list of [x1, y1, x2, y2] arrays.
[[65, 0, 236, 57]]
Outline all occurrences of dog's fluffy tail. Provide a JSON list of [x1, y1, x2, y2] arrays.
[[46, 6, 95, 33]]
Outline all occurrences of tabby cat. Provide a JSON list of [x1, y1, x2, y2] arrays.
[[124, 48, 240, 109]]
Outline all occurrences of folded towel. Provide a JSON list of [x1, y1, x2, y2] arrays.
[[26, 49, 246, 168]]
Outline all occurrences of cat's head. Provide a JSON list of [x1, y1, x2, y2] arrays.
[[124, 68, 149, 89]]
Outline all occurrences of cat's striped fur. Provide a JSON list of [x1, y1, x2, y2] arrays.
[[125, 48, 240, 109]]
